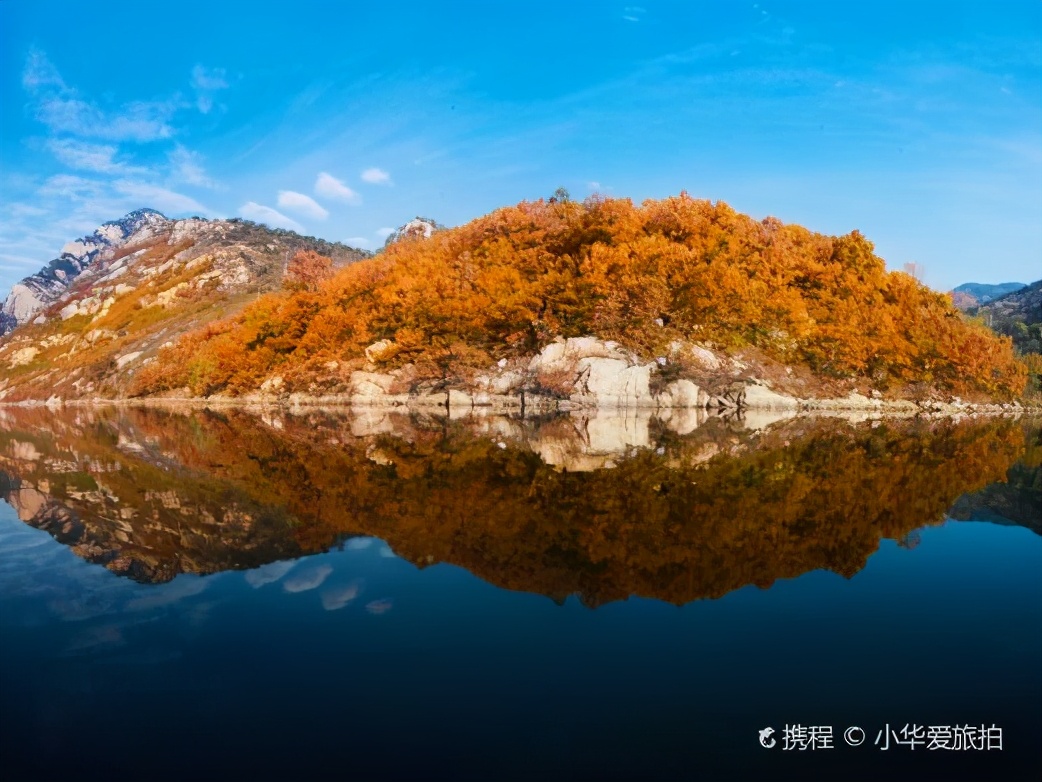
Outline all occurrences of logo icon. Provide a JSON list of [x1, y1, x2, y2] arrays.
[[759, 727, 777, 749], [844, 726, 866, 747]]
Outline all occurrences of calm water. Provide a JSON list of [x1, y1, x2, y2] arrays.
[[0, 407, 1039, 781]]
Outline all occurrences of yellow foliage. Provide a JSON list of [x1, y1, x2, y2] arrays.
[[134, 194, 1028, 400]]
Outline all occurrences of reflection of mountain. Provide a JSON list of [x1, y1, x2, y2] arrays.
[[0, 407, 1034, 605], [947, 427, 1042, 534]]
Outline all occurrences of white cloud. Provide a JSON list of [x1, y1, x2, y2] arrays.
[[23, 49, 178, 141], [239, 202, 304, 232], [315, 172, 361, 204], [6, 204, 48, 218], [47, 139, 144, 175], [38, 174, 107, 200], [361, 167, 392, 185], [35, 95, 177, 142], [0, 253, 46, 267], [169, 145, 220, 189], [22, 48, 66, 91], [277, 190, 329, 220], [113, 180, 210, 215], [587, 181, 602, 190], [191, 65, 229, 114], [346, 237, 372, 247], [191, 65, 228, 91], [376, 227, 395, 238]]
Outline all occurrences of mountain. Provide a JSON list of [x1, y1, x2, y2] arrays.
[[971, 280, 1042, 355], [950, 281, 1027, 311], [131, 194, 1028, 406], [1, 209, 169, 334], [2, 196, 1032, 407], [0, 209, 369, 401]]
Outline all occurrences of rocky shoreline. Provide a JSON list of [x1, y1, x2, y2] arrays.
[[4, 334, 1036, 419]]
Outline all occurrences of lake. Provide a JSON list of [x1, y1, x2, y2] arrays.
[[1, 406, 1039, 781]]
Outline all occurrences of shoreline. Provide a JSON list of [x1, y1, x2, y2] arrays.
[[2, 392, 1036, 418]]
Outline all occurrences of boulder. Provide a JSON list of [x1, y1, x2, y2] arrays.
[[573, 357, 654, 408], [365, 339, 396, 363], [742, 384, 800, 411], [655, 379, 701, 409]]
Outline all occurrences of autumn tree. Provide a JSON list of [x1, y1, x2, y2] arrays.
[[284, 250, 334, 292]]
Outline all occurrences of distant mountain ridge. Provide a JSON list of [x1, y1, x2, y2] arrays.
[[950, 281, 1026, 311], [972, 280, 1042, 355]]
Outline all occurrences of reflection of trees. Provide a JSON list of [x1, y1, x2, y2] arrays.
[[0, 408, 1032, 605], [946, 425, 1042, 535]]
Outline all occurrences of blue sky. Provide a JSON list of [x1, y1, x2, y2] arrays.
[[1, 1, 1039, 295]]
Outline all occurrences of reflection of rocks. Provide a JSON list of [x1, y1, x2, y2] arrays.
[[0, 406, 1034, 608], [530, 412, 654, 472]]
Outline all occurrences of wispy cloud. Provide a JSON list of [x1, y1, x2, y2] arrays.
[[168, 145, 220, 189], [22, 48, 66, 90], [191, 65, 228, 91], [623, 5, 645, 22], [361, 167, 392, 185], [47, 139, 145, 175], [375, 226, 394, 238], [23, 49, 180, 142], [191, 64, 230, 114], [113, 180, 210, 215], [38, 174, 107, 201], [315, 172, 361, 204], [239, 201, 304, 232], [277, 190, 329, 220], [35, 96, 178, 142]]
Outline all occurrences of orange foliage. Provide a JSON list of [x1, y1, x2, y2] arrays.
[[133, 194, 1028, 399], [284, 249, 335, 292]]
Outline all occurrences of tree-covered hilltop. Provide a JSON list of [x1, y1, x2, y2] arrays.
[[133, 193, 1027, 401]]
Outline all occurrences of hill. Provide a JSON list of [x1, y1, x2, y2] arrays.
[[951, 281, 1027, 311], [971, 280, 1042, 355], [130, 194, 1028, 406], [0, 210, 369, 402]]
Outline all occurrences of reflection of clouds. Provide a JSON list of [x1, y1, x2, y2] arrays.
[[345, 538, 373, 551], [321, 580, 362, 611], [48, 592, 121, 622], [244, 559, 296, 588], [282, 564, 332, 593], [126, 575, 208, 611], [379, 546, 396, 558], [62, 624, 125, 656], [365, 598, 393, 615]]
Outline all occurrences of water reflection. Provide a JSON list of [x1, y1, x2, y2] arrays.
[[0, 406, 1037, 606]]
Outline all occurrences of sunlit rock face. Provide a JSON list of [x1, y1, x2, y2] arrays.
[[382, 216, 444, 246], [1, 209, 170, 334]]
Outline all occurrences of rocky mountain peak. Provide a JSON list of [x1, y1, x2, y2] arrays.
[[1, 208, 174, 334], [383, 216, 445, 247]]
